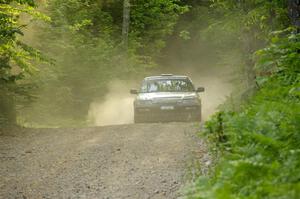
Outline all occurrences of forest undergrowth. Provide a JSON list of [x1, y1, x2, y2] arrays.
[[185, 30, 300, 199]]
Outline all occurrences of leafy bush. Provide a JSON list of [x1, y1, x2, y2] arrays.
[[0, 1, 50, 83], [185, 31, 300, 199]]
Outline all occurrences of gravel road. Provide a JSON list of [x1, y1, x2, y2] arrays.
[[0, 123, 209, 199]]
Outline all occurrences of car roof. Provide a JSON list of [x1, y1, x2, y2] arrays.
[[144, 74, 189, 80]]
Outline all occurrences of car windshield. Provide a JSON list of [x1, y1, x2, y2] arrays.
[[140, 79, 195, 93]]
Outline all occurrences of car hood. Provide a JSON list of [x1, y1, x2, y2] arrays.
[[137, 92, 197, 101]]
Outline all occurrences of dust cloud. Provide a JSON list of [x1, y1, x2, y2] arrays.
[[88, 81, 136, 126], [17, 1, 237, 128], [88, 65, 233, 126], [185, 67, 234, 120]]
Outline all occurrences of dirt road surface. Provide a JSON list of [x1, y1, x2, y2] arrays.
[[0, 123, 209, 199]]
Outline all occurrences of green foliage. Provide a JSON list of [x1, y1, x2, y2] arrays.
[[0, 1, 49, 84], [255, 28, 300, 86], [18, 0, 188, 126], [130, 0, 188, 56], [184, 0, 288, 51], [185, 32, 300, 199], [0, 0, 50, 126], [160, 0, 290, 97]]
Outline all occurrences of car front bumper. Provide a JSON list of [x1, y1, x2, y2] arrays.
[[134, 105, 201, 122]]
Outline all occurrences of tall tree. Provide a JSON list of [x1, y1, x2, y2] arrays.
[[288, 0, 300, 31], [122, 0, 130, 49], [0, 0, 49, 126]]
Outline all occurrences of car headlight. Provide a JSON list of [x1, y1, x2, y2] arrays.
[[181, 98, 199, 105]]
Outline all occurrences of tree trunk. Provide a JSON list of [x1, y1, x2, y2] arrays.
[[122, 0, 130, 49], [0, 90, 16, 127], [288, 0, 300, 32]]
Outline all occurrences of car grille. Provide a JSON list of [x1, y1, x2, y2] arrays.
[[136, 105, 201, 121], [152, 97, 182, 104]]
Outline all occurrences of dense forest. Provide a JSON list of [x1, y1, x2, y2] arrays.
[[1, 0, 292, 127], [1, 0, 300, 198]]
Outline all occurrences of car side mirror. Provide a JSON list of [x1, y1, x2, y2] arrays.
[[130, 89, 138, 94], [196, 87, 205, 92]]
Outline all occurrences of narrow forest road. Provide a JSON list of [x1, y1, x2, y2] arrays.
[[0, 123, 209, 199]]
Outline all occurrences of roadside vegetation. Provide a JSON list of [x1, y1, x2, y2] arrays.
[[0, 0, 50, 125], [184, 1, 300, 198], [186, 29, 300, 199]]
